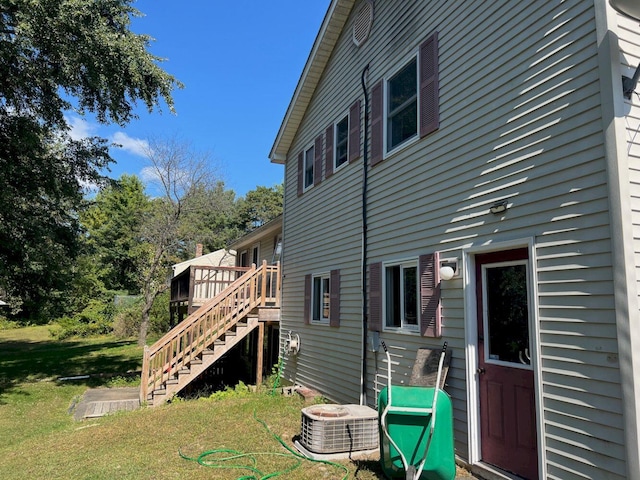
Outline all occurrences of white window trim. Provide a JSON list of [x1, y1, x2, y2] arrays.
[[239, 249, 249, 267], [334, 112, 350, 172], [382, 258, 420, 334], [303, 143, 315, 191], [383, 50, 420, 159], [311, 272, 331, 324]]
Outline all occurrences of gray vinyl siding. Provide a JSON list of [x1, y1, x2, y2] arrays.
[[281, 0, 627, 477], [618, 13, 640, 303]]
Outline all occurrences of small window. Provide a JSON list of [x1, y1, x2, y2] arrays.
[[386, 57, 418, 152], [335, 115, 349, 170], [384, 260, 418, 331], [304, 145, 315, 190], [312, 273, 330, 323]]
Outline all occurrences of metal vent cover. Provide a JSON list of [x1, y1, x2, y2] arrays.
[[299, 404, 378, 454], [352, 0, 374, 47]]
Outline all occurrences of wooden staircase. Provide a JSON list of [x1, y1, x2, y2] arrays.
[[140, 261, 280, 406]]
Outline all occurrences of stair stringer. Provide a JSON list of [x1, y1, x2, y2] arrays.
[[148, 315, 259, 406]]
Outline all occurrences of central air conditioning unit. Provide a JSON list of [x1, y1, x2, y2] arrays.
[[298, 404, 379, 454]]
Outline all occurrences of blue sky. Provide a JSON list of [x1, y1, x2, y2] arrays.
[[69, 1, 329, 197]]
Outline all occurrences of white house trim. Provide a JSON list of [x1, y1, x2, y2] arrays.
[[463, 237, 546, 480], [595, 3, 640, 479]]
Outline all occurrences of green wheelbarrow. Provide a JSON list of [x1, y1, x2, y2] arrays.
[[379, 342, 456, 480]]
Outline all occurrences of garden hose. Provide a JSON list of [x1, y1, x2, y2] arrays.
[[179, 409, 349, 480]]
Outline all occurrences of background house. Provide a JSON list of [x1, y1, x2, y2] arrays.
[[269, 1, 640, 479]]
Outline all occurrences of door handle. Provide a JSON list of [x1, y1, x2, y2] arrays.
[[476, 367, 486, 374]]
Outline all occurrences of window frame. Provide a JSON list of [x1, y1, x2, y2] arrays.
[[311, 272, 331, 324], [303, 143, 315, 191], [334, 113, 350, 171], [382, 258, 420, 333], [383, 52, 420, 157], [251, 243, 260, 266]]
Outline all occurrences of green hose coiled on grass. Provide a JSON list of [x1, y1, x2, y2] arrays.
[[179, 409, 349, 480]]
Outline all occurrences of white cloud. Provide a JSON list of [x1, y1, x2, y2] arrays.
[[66, 115, 96, 140], [111, 132, 149, 157]]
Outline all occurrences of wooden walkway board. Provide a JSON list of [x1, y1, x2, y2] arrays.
[[83, 399, 140, 418]]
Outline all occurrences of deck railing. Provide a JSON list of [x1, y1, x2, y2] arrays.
[[141, 261, 280, 403], [171, 265, 252, 306]]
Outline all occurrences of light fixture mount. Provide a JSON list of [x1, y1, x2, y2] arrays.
[[490, 199, 509, 215]]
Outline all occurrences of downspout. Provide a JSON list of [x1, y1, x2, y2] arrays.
[[360, 64, 370, 406]]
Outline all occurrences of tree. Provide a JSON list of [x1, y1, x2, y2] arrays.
[[0, 0, 180, 319], [136, 137, 221, 346], [235, 184, 283, 233], [0, 0, 180, 129], [81, 174, 150, 293], [0, 115, 112, 319]]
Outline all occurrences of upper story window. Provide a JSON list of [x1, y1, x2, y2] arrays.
[[335, 115, 349, 170], [384, 260, 419, 331], [387, 58, 418, 152], [370, 31, 439, 166], [304, 144, 315, 190]]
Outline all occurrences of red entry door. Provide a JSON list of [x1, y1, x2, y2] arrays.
[[476, 249, 538, 479]]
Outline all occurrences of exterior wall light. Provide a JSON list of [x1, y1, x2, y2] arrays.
[[490, 199, 509, 215], [439, 258, 459, 281]]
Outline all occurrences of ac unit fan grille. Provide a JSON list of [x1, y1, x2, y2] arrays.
[[299, 404, 378, 454]]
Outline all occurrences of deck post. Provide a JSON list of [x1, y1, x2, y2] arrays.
[[275, 261, 281, 307], [260, 260, 267, 306], [140, 346, 150, 403], [256, 321, 264, 387]]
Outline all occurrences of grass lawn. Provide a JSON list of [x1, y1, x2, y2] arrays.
[[0, 326, 384, 479]]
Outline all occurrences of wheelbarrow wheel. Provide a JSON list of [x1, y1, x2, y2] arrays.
[[405, 465, 416, 480]]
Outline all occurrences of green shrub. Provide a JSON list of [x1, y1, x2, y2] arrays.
[[149, 290, 170, 334], [49, 299, 113, 339], [111, 302, 142, 339]]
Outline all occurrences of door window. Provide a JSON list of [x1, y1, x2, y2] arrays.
[[482, 260, 531, 367]]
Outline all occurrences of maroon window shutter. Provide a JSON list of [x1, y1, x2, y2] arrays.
[[419, 252, 442, 337], [304, 274, 311, 325], [419, 31, 440, 137], [369, 262, 382, 331], [314, 134, 323, 186], [329, 269, 340, 327], [348, 99, 361, 163], [370, 80, 384, 166], [325, 125, 334, 178], [297, 152, 304, 197]]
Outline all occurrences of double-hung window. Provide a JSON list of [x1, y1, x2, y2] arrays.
[[304, 144, 315, 190], [384, 260, 418, 331], [312, 273, 330, 323], [387, 58, 418, 153], [335, 115, 349, 170], [370, 32, 439, 166]]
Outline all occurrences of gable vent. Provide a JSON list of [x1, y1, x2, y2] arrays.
[[352, 0, 374, 47]]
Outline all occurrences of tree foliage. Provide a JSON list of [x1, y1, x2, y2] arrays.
[[0, 0, 180, 128], [0, 114, 112, 319], [235, 184, 283, 233], [0, 0, 180, 319], [81, 174, 149, 293]]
